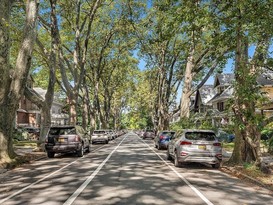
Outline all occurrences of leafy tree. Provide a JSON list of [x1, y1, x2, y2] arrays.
[[224, 0, 273, 167], [178, 0, 233, 118]]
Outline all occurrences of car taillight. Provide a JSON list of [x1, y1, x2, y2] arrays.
[[213, 142, 221, 147], [216, 153, 222, 159], [180, 141, 192, 145], [181, 151, 188, 156], [74, 135, 80, 142], [160, 135, 165, 140]]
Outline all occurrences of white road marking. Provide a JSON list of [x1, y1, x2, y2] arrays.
[[140, 136, 215, 205], [63, 134, 128, 205], [0, 145, 106, 204], [0, 160, 78, 204]]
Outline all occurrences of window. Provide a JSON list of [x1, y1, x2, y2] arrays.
[[185, 132, 216, 141], [217, 102, 224, 111]]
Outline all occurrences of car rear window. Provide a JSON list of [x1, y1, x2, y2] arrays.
[[49, 127, 76, 135], [161, 132, 175, 136], [93, 130, 106, 134], [185, 132, 216, 141]]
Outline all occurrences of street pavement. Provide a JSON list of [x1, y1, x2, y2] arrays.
[[0, 132, 272, 205]]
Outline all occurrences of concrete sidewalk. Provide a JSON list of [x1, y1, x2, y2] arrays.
[[0, 146, 46, 174]]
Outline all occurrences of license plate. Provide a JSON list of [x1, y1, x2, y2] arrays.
[[198, 145, 206, 150], [58, 138, 65, 142]]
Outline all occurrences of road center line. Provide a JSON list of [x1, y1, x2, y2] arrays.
[[140, 137, 214, 205], [63, 134, 128, 205]]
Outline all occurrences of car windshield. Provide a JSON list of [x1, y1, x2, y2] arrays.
[[49, 127, 76, 135], [185, 132, 216, 141]]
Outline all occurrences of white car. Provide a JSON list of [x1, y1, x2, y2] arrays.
[[91, 130, 109, 144]]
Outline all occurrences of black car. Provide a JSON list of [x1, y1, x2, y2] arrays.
[[45, 125, 91, 158]]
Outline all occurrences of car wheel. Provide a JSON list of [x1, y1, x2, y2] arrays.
[[166, 148, 172, 160], [77, 145, 84, 157], [158, 144, 161, 150], [86, 145, 90, 153], [174, 151, 180, 167], [47, 152, 55, 158], [212, 163, 220, 169], [105, 140, 109, 144]]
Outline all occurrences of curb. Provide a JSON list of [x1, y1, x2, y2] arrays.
[[220, 166, 273, 192]]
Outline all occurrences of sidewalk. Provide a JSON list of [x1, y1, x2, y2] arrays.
[[0, 146, 46, 174], [221, 148, 273, 192]]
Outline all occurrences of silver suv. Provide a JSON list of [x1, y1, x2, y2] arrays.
[[166, 129, 222, 168], [91, 130, 109, 144]]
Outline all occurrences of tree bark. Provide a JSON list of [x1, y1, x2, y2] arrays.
[[0, 0, 39, 163], [229, 6, 262, 166], [38, 0, 58, 147], [180, 48, 194, 118]]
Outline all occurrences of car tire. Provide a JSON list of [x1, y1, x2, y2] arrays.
[[77, 145, 84, 157], [212, 163, 220, 169], [105, 140, 109, 144], [174, 151, 180, 167], [158, 144, 161, 150], [166, 149, 172, 160], [47, 152, 55, 158], [86, 145, 90, 153]]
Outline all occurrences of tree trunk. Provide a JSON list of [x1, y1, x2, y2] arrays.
[[81, 89, 89, 130], [0, 0, 13, 163], [180, 48, 194, 118], [229, 7, 261, 166], [68, 95, 78, 125], [0, 0, 39, 163], [38, 0, 58, 148]]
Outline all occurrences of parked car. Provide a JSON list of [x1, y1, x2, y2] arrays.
[[167, 129, 222, 168], [91, 130, 109, 144], [261, 129, 273, 141], [154, 130, 175, 150], [143, 129, 155, 139], [45, 125, 90, 158], [217, 130, 235, 143]]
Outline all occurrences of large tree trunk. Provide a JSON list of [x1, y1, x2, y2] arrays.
[[229, 7, 261, 166], [180, 48, 194, 118], [39, 0, 58, 148], [0, 0, 14, 163], [0, 0, 39, 164]]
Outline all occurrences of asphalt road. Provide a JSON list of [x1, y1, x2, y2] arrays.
[[0, 132, 272, 205]]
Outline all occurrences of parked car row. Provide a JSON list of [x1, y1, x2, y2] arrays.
[[136, 129, 222, 169], [44, 125, 125, 158]]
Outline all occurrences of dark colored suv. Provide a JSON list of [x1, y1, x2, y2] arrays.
[[45, 125, 91, 158], [143, 129, 155, 139]]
